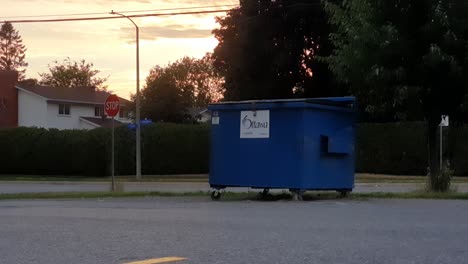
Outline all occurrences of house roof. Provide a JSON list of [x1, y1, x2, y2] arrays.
[[188, 107, 210, 118], [16, 85, 131, 106], [80, 117, 124, 128]]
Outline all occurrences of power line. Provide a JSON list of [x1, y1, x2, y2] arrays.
[[0, 11, 106, 19], [4, 9, 235, 24], [0, 4, 239, 20], [115, 4, 239, 15], [1, 3, 321, 24]]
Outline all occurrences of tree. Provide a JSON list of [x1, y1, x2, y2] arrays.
[[39, 58, 107, 90], [212, 0, 343, 101], [17, 78, 38, 87], [324, 0, 468, 191], [0, 22, 28, 80], [141, 54, 224, 123], [190, 55, 225, 107]]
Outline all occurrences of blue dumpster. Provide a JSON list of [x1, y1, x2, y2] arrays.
[[207, 97, 356, 200]]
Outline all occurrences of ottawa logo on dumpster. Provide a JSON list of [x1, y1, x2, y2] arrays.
[[242, 115, 268, 129], [240, 110, 270, 138]]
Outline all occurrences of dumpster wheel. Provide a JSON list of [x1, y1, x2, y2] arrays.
[[211, 190, 221, 200], [338, 190, 351, 198], [259, 188, 270, 199], [290, 189, 304, 201]]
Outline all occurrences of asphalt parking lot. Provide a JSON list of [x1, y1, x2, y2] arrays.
[[1, 197, 467, 264]]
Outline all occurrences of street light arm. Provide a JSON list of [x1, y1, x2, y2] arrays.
[[110, 10, 139, 29]]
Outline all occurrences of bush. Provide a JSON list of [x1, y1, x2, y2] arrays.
[[427, 163, 453, 192]]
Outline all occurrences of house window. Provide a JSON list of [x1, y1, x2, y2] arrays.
[[95, 106, 104, 117], [58, 104, 70, 115], [119, 108, 126, 118]]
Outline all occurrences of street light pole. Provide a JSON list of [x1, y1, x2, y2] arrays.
[[111, 10, 142, 180]]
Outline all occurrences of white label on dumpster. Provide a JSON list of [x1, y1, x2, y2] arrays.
[[240, 110, 270, 138], [212, 116, 220, 125]]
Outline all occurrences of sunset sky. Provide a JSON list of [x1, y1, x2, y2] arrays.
[[1, 0, 238, 99]]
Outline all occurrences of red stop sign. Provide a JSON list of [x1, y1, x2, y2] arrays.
[[104, 94, 120, 117]]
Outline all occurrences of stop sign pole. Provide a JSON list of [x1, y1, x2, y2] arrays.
[[105, 94, 120, 192]]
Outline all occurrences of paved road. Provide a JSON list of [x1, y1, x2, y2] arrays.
[[1, 181, 468, 194], [0, 197, 467, 264]]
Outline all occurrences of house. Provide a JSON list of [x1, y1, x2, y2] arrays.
[[0, 70, 132, 130], [188, 107, 211, 123]]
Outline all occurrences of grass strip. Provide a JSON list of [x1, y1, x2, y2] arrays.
[[1, 174, 468, 183], [351, 191, 468, 200], [1, 190, 468, 201], [0, 191, 208, 200], [0, 174, 468, 183]]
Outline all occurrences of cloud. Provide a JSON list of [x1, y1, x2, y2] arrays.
[[158, 0, 237, 4], [16, 0, 237, 4], [71, 0, 151, 3], [120, 24, 213, 40], [18, 0, 151, 3]]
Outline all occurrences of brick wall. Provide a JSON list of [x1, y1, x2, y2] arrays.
[[0, 70, 19, 128]]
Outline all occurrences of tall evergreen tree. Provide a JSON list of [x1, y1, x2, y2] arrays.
[[0, 22, 28, 79]]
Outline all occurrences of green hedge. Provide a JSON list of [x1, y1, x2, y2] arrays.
[[447, 126, 468, 176], [355, 122, 428, 175], [141, 123, 210, 175], [356, 123, 468, 175], [0, 123, 467, 176], [0, 124, 210, 177], [0, 127, 110, 176]]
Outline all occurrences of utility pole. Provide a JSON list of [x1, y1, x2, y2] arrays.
[[111, 10, 142, 180]]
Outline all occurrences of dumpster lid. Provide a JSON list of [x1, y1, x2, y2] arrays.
[[209, 96, 355, 111]]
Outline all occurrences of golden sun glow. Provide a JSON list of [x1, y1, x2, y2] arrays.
[[0, 0, 238, 99]]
